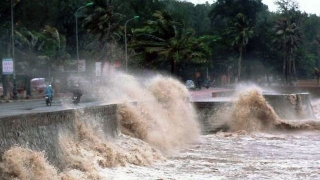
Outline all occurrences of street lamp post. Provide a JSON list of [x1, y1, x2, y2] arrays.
[[11, 0, 17, 100], [75, 2, 93, 74], [125, 16, 139, 73]]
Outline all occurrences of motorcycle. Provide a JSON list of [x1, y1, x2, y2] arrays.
[[203, 79, 210, 89], [45, 95, 52, 106], [72, 93, 82, 105]]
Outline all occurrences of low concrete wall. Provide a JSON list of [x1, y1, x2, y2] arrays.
[[0, 104, 118, 169], [263, 86, 320, 99], [194, 92, 315, 133], [193, 101, 232, 134], [263, 93, 315, 120]]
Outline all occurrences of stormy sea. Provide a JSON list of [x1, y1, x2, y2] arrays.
[[1, 72, 320, 180]]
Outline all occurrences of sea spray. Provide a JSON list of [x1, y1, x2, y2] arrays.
[[59, 112, 164, 169], [96, 73, 152, 104], [147, 76, 200, 148], [117, 102, 152, 140], [0, 73, 201, 179], [117, 75, 201, 153], [209, 86, 320, 133], [0, 146, 60, 180], [229, 87, 280, 132]]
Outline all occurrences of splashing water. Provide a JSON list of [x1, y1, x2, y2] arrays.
[[208, 86, 320, 133], [0, 73, 200, 179], [2, 75, 320, 179], [228, 87, 280, 132], [0, 146, 59, 180], [117, 75, 200, 153]]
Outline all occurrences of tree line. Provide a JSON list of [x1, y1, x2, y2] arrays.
[[1, 0, 320, 96]]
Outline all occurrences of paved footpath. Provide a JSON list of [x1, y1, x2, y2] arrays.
[[189, 87, 233, 102], [1, 88, 235, 103], [0, 93, 68, 103]]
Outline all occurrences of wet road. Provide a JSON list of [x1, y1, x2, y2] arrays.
[[0, 88, 232, 118], [0, 98, 105, 118], [189, 87, 233, 102]]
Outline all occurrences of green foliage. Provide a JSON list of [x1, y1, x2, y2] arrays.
[[274, 0, 301, 22], [226, 13, 254, 47], [209, 0, 264, 25], [225, 13, 254, 80], [0, 0, 320, 83], [272, 17, 302, 84], [192, 4, 212, 35], [83, 1, 124, 41], [131, 10, 211, 74]]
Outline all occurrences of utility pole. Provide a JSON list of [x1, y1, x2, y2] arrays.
[[11, 0, 18, 100]]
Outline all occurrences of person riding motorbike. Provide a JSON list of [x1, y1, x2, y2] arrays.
[[72, 84, 82, 105], [44, 84, 54, 105]]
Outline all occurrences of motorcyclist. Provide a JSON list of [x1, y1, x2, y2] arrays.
[[44, 84, 54, 102], [72, 84, 82, 104]]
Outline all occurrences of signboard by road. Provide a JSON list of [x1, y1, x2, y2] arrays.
[[2, 58, 14, 75]]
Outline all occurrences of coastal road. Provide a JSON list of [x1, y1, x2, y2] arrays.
[[0, 98, 103, 118], [0, 87, 233, 118], [188, 87, 233, 102]]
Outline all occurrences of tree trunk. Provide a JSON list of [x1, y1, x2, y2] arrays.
[[2, 40, 12, 98], [238, 45, 243, 81], [293, 56, 297, 82], [170, 58, 175, 74], [2, 75, 7, 98], [282, 52, 286, 85], [25, 75, 31, 96], [288, 53, 292, 86]]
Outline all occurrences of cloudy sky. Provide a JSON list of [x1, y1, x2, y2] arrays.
[[186, 0, 320, 15]]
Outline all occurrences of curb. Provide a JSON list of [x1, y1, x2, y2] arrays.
[[0, 92, 98, 104], [0, 100, 14, 103], [0, 98, 42, 103], [0, 93, 70, 103]]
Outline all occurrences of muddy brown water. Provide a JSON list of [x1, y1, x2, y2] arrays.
[[1, 76, 320, 180]]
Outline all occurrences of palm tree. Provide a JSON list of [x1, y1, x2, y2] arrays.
[[315, 36, 320, 67], [273, 18, 301, 85], [226, 13, 254, 81], [10, 25, 63, 97], [131, 11, 210, 74], [83, 3, 123, 42], [83, 1, 124, 62], [313, 68, 320, 86], [15, 25, 62, 61]]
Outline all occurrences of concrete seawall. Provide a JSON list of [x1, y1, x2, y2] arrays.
[[0, 87, 316, 169], [0, 104, 118, 169], [193, 92, 315, 133], [193, 101, 232, 133]]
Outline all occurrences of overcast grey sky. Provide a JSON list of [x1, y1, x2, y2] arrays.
[[186, 0, 320, 15]]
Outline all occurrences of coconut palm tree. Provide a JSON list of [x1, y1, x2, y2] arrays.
[[15, 25, 62, 60], [82, 0, 124, 69], [273, 18, 301, 85], [226, 13, 254, 81], [313, 67, 320, 86], [83, 2, 123, 42], [130, 11, 210, 74], [316, 36, 320, 67]]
